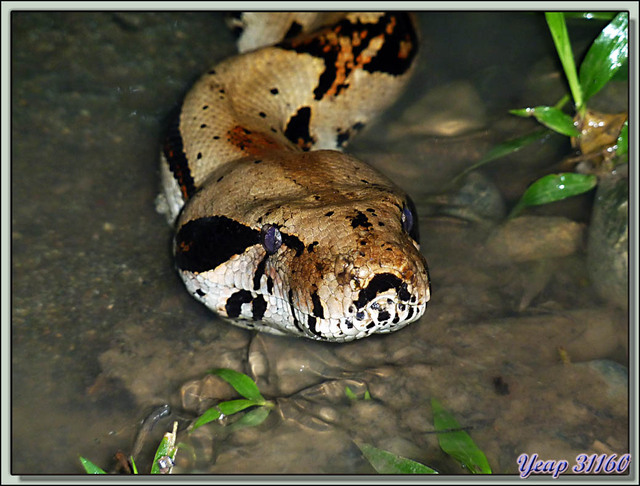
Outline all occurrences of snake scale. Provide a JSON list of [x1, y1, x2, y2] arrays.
[[157, 12, 431, 342]]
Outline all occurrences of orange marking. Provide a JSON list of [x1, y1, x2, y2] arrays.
[[227, 125, 286, 155]]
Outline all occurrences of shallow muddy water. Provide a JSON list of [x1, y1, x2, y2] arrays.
[[10, 11, 630, 476]]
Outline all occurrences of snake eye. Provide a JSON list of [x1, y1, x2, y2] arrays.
[[261, 224, 282, 254], [401, 198, 420, 243]]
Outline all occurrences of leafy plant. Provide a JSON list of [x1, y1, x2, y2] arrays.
[[191, 368, 274, 431], [354, 396, 492, 474], [457, 11, 628, 216]]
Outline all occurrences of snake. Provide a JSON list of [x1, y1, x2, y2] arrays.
[[157, 12, 431, 342]]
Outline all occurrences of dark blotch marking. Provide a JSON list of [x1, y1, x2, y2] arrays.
[[378, 310, 391, 322], [195, 289, 206, 297], [253, 254, 268, 291], [225, 290, 253, 318], [254, 159, 263, 164], [284, 106, 314, 151], [354, 273, 404, 309], [307, 241, 319, 253], [163, 109, 196, 199], [270, 88, 279, 95], [325, 211, 334, 217], [259, 111, 267, 118], [307, 315, 324, 338], [281, 233, 305, 257], [350, 211, 372, 229], [252, 295, 267, 321], [175, 216, 260, 273], [266, 276, 274, 294], [311, 291, 325, 319], [288, 289, 304, 333], [398, 282, 411, 302], [284, 20, 303, 39]]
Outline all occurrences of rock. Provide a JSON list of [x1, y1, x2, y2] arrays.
[[486, 216, 585, 263], [587, 165, 628, 309]]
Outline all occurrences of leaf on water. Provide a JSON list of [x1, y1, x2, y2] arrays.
[[208, 368, 265, 404], [79, 456, 107, 474], [150, 422, 178, 474], [355, 441, 438, 474], [431, 399, 492, 474], [510, 106, 580, 137], [345, 386, 358, 400], [579, 12, 628, 103], [509, 173, 598, 218], [218, 398, 259, 415], [191, 406, 222, 431], [545, 12, 584, 109]]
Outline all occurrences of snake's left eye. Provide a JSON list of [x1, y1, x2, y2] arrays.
[[261, 224, 282, 254], [401, 198, 420, 243]]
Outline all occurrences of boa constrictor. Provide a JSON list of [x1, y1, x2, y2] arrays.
[[157, 12, 431, 342]]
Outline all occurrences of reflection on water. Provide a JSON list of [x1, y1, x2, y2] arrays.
[[11, 11, 628, 475]]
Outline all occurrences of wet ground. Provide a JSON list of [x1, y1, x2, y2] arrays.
[[9, 11, 630, 476]]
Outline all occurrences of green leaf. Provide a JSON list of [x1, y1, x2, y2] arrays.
[[191, 406, 222, 431], [431, 399, 492, 474], [510, 106, 580, 137], [509, 173, 598, 218], [218, 398, 259, 416], [579, 12, 628, 103], [451, 129, 549, 186], [545, 12, 584, 109], [208, 368, 265, 404], [355, 441, 438, 474], [130, 456, 138, 475], [616, 120, 628, 156], [345, 386, 358, 400], [563, 12, 617, 21], [150, 427, 178, 475], [79, 456, 107, 474], [230, 406, 271, 430]]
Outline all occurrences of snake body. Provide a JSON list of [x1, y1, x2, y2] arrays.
[[158, 12, 431, 342]]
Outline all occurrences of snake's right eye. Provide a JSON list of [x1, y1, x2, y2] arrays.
[[261, 224, 282, 254]]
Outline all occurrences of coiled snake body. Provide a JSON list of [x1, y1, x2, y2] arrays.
[[158, 12, 431, 342]]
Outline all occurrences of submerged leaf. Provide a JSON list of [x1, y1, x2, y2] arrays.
[[230, 406, 271, 430], [510, 106, 580, 136], [191, 406, 222, 431], [579, 12, 628, 103], [431, 399, 492, 474], [510, 173, 597, 217], [218, 398, 259, 415], [355, 441, 438, 474], [208, 368, 265, 404]]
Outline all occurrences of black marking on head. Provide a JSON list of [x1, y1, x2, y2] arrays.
[[398, 282, 411, 302], [406, 306, 414, 320], [307, 315, 324, 338], [288, 289, 304, 333], [266, 276, 274, 294], [350, 211, 372, 229], [284, 106, 314, 151], [163, 109, 196, 199], [378, 310, 391, 322], [254, 159, 263, 164], [253, 254, 268, 291], [270, 87, 279, 95], [311, 291, 325, 319], [325, 211, 334, 217], [200, 123, 207, 129], [307, 241, 319, 253], [175, 216, 260, 273], [225, 290, 253, 318], [195, 289, 206, 297], [252, 295, 267, 321], [281, 233, 305, 257], [259, 111, 267, 118], [366, 322, 376, 329], [354, 273, 405, 309], [345, 319, 353, 329]]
